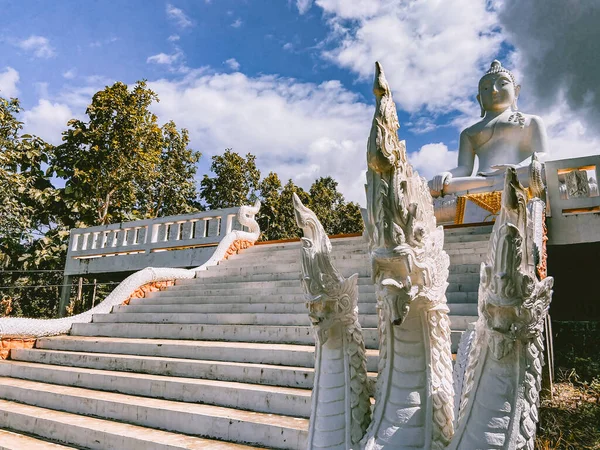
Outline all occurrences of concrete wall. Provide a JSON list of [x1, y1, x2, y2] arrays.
[[546, 155, 600, 246]]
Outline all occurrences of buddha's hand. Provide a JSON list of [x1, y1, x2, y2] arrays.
[[479, 164, 519, 176], [431, 172, 452, 194]]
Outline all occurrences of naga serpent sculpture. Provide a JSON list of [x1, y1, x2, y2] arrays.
[[360, 62, 454, 450], [293, 193, 371, 450], [449, 168, 553, 450], [299, 62, 553, 450]]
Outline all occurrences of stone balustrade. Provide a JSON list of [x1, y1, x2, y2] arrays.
[[545, 155, 600, 245], [64, 208, 243, 276]]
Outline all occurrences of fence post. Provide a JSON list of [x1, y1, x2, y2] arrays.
[[58, 275, 73, 317]]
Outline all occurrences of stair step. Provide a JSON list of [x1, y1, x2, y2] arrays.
[[245, 238, 363, 254], [0, 360, 312, 418], [100, 310, 472, 331], [0, 377, 309, 449], [222, 243, 487, 268], [145, 280, 477, 300], [175, 273, 479, 289], [94, 312, 380, 328], [71, 322, 380, 348], [443, 225, 493, 235], [115, 302, 372, 315], [94, 312, 313, 326], [115, 302, 477, 317], [70, 323, 463, 353], [12, 348, 318, 389], [0, 428, 75, 450], [133, 290, 477, 305], [199, 257, 485, 281], [36, 336, 319, 368], [0, 398, 259, 449], [35, 336, 381, 372]]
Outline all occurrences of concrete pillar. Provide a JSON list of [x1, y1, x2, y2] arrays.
[[58, 275, 73, 317]]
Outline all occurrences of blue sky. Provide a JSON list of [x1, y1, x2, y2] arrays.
[[1, 0, 598, 205]]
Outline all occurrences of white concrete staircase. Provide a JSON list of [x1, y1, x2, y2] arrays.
[[0, 224, 492, 449]]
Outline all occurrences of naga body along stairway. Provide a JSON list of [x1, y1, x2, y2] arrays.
[[0, 224, 492, 449]]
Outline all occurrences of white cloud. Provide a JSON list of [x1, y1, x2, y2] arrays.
[[22, 99, 73, 145], [296, 0, 313, 15], [89, 36, 119, 48], [168, 34, 180, 42], [231, 18, 243, 28], [224, 58, 240, 71], [539, 98, 600, 162], [16, 35, 56, 59], [0, 67, 19, 97], [408, 143, 459, 181], [147, 51, 183, 65], [316, 0, 383, 19], [166, 3, 193, 29], [316, 0, 502, 114], [283, 42, 294, 51], [149, 72, 373, 204], [62, 69, 76, 80]]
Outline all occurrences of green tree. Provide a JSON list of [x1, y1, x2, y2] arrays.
[[308, 176, 363, 235], [257, 172, 283, 241], [200, 150, 260, 209], [53, 81, 165, 227], [137, 121, 201, 218], [0, 83, 202, 319], [273, 179, 311, 240], [0, 96, 66, 318]]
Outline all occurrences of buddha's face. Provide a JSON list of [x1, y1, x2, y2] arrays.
[[477, 73, 520, 114]]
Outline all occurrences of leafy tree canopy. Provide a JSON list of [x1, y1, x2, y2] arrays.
[[200, 149, 260, 209], [1, 83, 201, 319], [52, 80, 201, 227]]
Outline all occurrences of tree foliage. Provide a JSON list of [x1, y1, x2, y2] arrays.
[[53, 81, 201, 227], [199, 150, 260, 209], [200, 150, 364, 241], [137, 121, 201, 218], [0, 97, 66, 317], [309, 176, 363, 236], [255, 173, 363, 241], [0, 83, 201, 319]]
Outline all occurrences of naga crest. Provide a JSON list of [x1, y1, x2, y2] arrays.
[[479, 168, 554, 359], [366, 62, 449, 325], [292, 193, 359, 341]]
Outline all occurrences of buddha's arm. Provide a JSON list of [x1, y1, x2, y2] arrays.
[[429, 130, 475, 194], [529, 115, 549, 159], [449, 130, 476, 177]]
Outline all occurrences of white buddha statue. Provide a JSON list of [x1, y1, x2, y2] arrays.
[[429, 60, 548, 198]]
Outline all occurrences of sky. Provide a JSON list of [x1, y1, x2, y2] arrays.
[[1, 0, 599, 205]]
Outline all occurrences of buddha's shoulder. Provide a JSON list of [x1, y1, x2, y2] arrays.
[[520, 113, 544, 128], [462, 121, 486, 137]]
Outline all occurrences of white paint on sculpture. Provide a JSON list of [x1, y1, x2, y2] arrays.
[[362, 62, 454, 450], [293, 193, 371, 450], [430, 60, 549, 198], [449, 168, 553, 450]]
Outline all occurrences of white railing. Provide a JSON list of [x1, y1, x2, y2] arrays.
[[546, 155, 600, 245], [64, 208, 243, 275], [4, 202, 263, 333]]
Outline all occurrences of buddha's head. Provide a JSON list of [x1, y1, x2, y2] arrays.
[[477, 60, 521, 117]]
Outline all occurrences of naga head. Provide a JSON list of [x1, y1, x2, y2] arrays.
[[293, 193, 358, 340], [366, 62, 450, 326], [479, 168, 553, 359], [237, 199, 262, 236]]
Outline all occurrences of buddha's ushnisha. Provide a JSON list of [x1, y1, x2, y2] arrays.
[[430, 60, 548, 197]]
